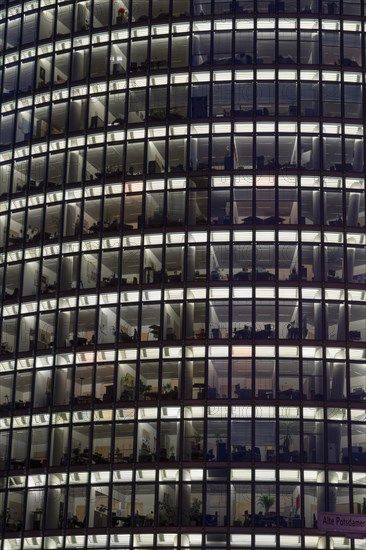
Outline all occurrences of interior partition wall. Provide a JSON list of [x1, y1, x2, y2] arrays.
[[0, 0, 366, 549]]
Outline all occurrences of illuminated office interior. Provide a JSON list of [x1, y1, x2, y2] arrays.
[[0, 0, 366, 549]]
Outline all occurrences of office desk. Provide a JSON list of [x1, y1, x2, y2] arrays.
[[5, 519, 22, 531], [138, 453, 154, 462], [119, 331, 134, 343], [69, 337, 88, 347], [232, 446, 261, 461], [233, 327, 252, 339], [67, 516, 84, 528], [327, 275, 342, 282], [287, 326, 300, 339], [29, 457, 47, 468], [118, 516, 131, 527], [102, 276, 118, 287], [350, 388, 366, 400], [255, 328, 275, 339], [116, 515, 145, 527], [233, 270, 251, 281], [257, 390, 273, 400], [256, 271, 276, 281], [168, 272, 182, 283], [255, 514, 288, 527], [278, 389, 305, 400], [328, 218, 343, 226], [144, 390, 159, 400], [235, 388, 252, 399], [10, 458, 26, 469], [111, 515, 126, 527], [349, 331, 361, 341]]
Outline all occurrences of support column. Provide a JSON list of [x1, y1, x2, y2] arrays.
[[313, 246, 322, 281], [330, 362, 345, 400], [336, 304, 346, 341], [347, 193, 361, 226], [312, 190, 321, 224], [347, 248, 355, 282], [314, 302, 322, 339]]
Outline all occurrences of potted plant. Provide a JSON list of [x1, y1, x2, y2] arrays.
[[116, 7, 127, 23], [257, 494, 275, 515], [158, 500, 176, 526], [162, 382, 178, 399], [120, 374, 135, 400], [139, 380, 152, 397], [190, 498, 202, 526]]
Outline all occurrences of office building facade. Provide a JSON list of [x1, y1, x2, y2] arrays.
[[1, 0, 366, 549]]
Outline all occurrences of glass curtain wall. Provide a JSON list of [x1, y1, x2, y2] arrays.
[[0, 0, 365, 549]]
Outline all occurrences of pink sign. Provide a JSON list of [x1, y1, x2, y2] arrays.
[[319, 512, 366, 536]]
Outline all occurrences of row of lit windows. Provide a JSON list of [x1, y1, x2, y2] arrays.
[[1, 27, 366, 66], [3, 84, 366, 136], [3, 94, 366, 149], [3, 79, 366, 137], [2, 123, 366, 170], [1, 351, 365, 408], [1, 284, 365, 308], [1, 186, 365, 227], [1, 476, 366, 532], [1, 407, 365, 428], [2, 137, 365, 178], [1, 113, 365, 144], [1, 187, 366, 218], [0, 341, 362, 367], [0, 412, 365, 471], [3, 24, 363, 79], [1, 175, 365, 201], [3, 248, 360, 290], [2, 0, 366, 28], [2, 29, 366, 107], [1, 347, 365, 393], [1, 9, 366, 44], [5, 28, 364, 68], [1, 191, 365, 246], [2, 78, 365, 123], [3, 467, 366, 485], [1, 241, 364, 305], [1, 148, 365, 190], [0, 535, 363, 550], [1, 228, 365, 260], [1, 69, 365, 119], [2, 137, 366, 191], [3, 0, 366, 21], [1, 404, 365, 424], [2, 235, 364, 266], [0, 293, 365, 355], [3, 34, 366, 103], [2, 8, 366, 46], [1, 120, 365, 146], [0, 1, 192, 51], [0, 415, 363, 445]]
